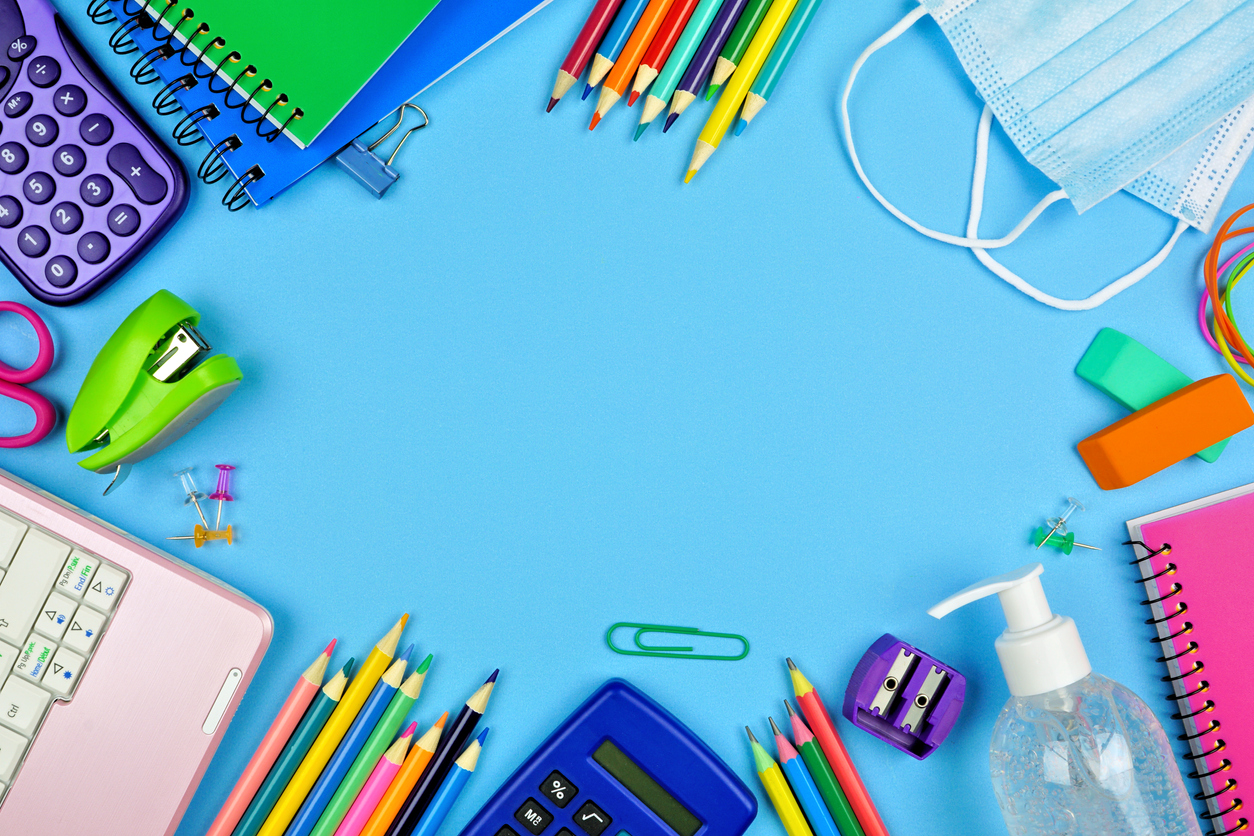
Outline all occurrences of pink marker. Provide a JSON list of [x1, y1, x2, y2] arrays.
[[334, 723, 417, 836]]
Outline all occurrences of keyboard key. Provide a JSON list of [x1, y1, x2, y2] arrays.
[[0, 141, 27, 174], [53, 84, 85, 117], [16, 225, 47, 257], [107, 143, 168, 205], [62, 605, 103, 655], [80, 173, 111, 206], [0, 641, 18, 680], [26, 56, 59, 87], [0, 196, 21, 229], [107, 204, 138, 237], [0, 725, 27, 782], [78, 113, 111, 145], [56, 551, 97, 598], [50, 201, 81, 235], [0, 675, 50, 734], [12, 633, 55, 682], [43, 646, 84, 697], [34, 592, 75, 640], [84, 563, 126, 611], [53, 144, 84, 177], [0, 513, 26, 569], [25, 114, 56, 146], [0, 530, 68, 646], [2, 90, 28, 118], [77, 231, 108, 264], [7, 36, 34, 61], [515, 799, 553, 835], [45, 256, 76, 287], [574, 801, 611, 836], [23, 172, 53, 204]]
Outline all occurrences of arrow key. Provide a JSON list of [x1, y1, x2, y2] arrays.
[[62, 604, 104, 655], [83, 562, 127, 612], [44, 646, 85, 697], [34, 591, 75, 641]]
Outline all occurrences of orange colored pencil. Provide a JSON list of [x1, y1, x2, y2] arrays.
[[590, 0, 676, 129], [357, 713, 448, 836], [629, 0, 701, 106]]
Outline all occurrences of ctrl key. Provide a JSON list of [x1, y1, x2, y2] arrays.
[[0, 675, 51, 735]]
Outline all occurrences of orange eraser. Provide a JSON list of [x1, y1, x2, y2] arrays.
[[1078, 374, 1254, 490]]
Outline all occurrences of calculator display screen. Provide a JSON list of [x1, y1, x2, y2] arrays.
[[592, 740, 703, 836]]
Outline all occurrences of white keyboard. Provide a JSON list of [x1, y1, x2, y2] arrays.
[[0, 509, 128, 804]]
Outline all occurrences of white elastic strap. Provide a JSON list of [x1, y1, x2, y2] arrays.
[[841, 6, 1068, 249], [966, 105, 1189, 311]]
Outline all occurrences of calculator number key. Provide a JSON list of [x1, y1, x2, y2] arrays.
[[23, 172, 53, 205], [53, 145, 84, 177], [515, 798, 553, 835], [45, 256, 76, 288], [0, 196, 21, 229], [50, 202, 82, 234], [80, 174, 111, 206], [0, 142, 27, 174], [25, 114, 57, 146], [17, 226, 47, 257], [26, 56, 59, 88], [4, 91, 31, 118], [541, 771, 578, 808], [574, 801, 611, 836]]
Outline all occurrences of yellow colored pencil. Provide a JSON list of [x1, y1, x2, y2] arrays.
[[747, 727, 813, 836], [684, 0, 798, 182], [255, 615, 408, 836]]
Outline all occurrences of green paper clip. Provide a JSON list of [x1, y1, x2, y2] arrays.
[[605, 623, 749, 661]]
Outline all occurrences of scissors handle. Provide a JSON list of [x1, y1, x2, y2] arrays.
[[0, 380, 55, 448], [0, 301, 53, 384], [0, 301, 55, 448]]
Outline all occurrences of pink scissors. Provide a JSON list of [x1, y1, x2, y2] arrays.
[[0, 301, 55, 448]]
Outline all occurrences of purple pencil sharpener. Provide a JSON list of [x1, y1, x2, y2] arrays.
[[842, 633, 965, 760]]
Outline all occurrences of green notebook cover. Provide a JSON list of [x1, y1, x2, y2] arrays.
[[155, 0, 442, 148]]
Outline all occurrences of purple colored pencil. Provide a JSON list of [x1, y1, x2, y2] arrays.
[[663, 0, 751, 132]]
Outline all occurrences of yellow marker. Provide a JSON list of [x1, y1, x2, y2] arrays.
[[255, 614, 408, 836], [685, 0, 799, 182], [747, 727, 814, 836]]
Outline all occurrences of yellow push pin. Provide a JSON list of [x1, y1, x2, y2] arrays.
[[167, 524, 233, 547]]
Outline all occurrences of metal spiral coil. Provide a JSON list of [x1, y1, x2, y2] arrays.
[[153, 74, 195, 116], [222, 165, 261, 211], [129, 43, 173, 85], [172, 103, 216, 146], [197, 134, 238, 184]]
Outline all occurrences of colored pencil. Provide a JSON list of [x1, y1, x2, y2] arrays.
[[550, 0, 627, 111], [255, 616, 408, 836], [359, 715, 448, 836], [747, 727, 813, 836], [772, 718, 840, 836], [685, 0, 798, 182], [334, 725, 417, 836], [663, 0, 749, 132], [408, 728, 489, 836], [205, 641, 335, 836], [590, 0, 676, 129], [234, 660, 355, 836], [634, 0, 725, 138], [735, 0, 821, 134], [706, 0, 771, 99], [786, 701, 864, 836], [310, 654, 432, 836], [788, 659, 889, 836], [585, 0, 651, 98], [628, 0, 701, 107], [288, 650, 412, 836], [384, 670, 498, 836]]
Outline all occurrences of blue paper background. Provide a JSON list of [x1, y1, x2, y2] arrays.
[[1, 1, 1248, 834]]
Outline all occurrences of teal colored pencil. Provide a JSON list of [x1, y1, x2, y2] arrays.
[[231, 659, 355, 836], [734, 0, 822, 135], [635, 0, 727, 139]]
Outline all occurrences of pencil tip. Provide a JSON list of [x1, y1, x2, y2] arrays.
[[663, 113, 678, 133], [769, 717, 782, 735], [582, 84, 593, 100], [745, 726, 757, 743], [417, 653, 432, 674], [734, 119, 746, 136], [476, 727, 490, 744], [684, 169, 695, 183], [589, 112, 602, 130], [400, 613, 409, 628], [323, 638, 337, 656], [399, 643, 414, 662], [486, 669, 499, 684], [786, 657, 798, 671], [784, 699, 795, 716], [627, 91, 639, 107], [706, 84, 719, 101], [343, 657, 356, 676], [633, 123, 648, 142], [546, 97, 558, 113], [437, 711, 449, 726]]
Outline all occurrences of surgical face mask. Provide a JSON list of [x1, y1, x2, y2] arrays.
[[843, 1, 1254, 310]]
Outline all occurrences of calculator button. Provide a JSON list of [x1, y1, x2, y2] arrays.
[[495, 828, 521, 836], [17, 225, 47, 257], [0, 142, 27, 174], [108, 143, 168, 205], [79, 114, 112, 145], [53, 85, 85, 117], [0, 196, 20, 228], [45, 256, 76, 287], [574, 802, 611, 836], [80, 173, 111, 206], [107, 204, 138, 237], [26, 56, 59, 88], [84, 563, 126, 611], [34, 592, 76, 640], [3, 91, 30, 118], [541, 771, 578, 808], [0, 675, 50, 734], [22, 172, 53, 204], [515, 798, 553, 835], [0, 725, 28, 782], [77, 231, 109, 264], [53, 144, 84, 177], [25, 114, 57, 146], [7, 36, 33, 62], [50, 201, 81, 234]]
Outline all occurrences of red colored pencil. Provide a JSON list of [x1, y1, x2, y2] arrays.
[[787, 659, 890, 836], [549, 0, 627, 111], [628, 0, 701, 106]]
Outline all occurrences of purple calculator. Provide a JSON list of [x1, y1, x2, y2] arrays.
[[0, 0, 186, 305]]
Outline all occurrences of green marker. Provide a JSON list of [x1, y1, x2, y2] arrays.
[[635, 0, 729, 139], [735, 0, 823, 135], [706, 0, 772, 100], [785, 701, 866, 836]]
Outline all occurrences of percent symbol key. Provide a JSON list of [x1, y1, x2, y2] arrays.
[[542, 771, 578, 808]]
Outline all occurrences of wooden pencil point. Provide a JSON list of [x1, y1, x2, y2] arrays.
[[740, 91, 766, 125], [551, 69, 578, 104], [710, 55, 735, 87], [382, 657, 408, 688], [400, 669, 425, 699], [687, 140, 715, 178], [377, 615, 407, 659], [641, 94, 666, 126], [587, 53, 614, 88]]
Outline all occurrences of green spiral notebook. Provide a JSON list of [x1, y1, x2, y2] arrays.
[[151, 0, 442, 148]]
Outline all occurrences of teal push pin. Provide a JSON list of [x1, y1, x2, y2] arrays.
[[1035, 497, 1084, 550], [1032, 526, 1100, 554]]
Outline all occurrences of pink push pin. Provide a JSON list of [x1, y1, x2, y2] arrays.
[[209, 464, 235, 529]]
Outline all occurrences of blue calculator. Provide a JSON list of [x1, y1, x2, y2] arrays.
[[459, 680, 756, 836]]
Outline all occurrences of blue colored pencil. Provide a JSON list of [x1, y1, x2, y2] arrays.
[[408, 729, 489, 836], [663, 0, 750, 131], [772, 718, 840, 836], [584, 0, 652, 98]]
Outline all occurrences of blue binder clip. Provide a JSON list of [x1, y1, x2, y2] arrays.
[[335, 104, 428, 198]]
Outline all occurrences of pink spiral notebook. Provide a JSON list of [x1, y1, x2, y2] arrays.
[[1127, 484, 1254, 836]]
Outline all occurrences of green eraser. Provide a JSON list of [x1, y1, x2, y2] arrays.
[[1076, 327, 1228, 463]]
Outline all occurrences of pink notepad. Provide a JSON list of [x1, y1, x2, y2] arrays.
[[1127, 485, 1254, 836]]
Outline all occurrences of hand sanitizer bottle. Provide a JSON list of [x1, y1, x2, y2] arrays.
[[929, 563, 1201, 836]]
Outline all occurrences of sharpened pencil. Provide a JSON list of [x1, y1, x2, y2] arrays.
[[748, 727, 813, 836], [706, 0, 771, 99], [786, 701, 865, 836], [772, 717, 840, 836], [359, 714, 447, 836], [585, 0, 651, 98], [635, 0, 726, 138], [590, 0, 676, 129], [663, 0, 748, 132], [734, 0, 822, 134], [333, 724, 417, 836], [408, 728, 489, 836], [629, 0, 701, 107], [550, 0, 627, 111]]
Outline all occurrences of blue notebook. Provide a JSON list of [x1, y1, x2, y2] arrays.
[[95, 0, 554, 206]]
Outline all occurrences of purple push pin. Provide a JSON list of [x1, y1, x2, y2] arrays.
[[210, 464, 235, 529]]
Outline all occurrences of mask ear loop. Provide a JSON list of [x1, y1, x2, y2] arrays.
[[841, 5, 1067, 249], [965, 104, 1190, 311]]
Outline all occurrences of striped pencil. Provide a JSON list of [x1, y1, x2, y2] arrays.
[[628, 0, 701, 106], [636, 0, 725, 138], [663, 0, 749, 132], [334, 725, 417, 836], [735, 0, 822, 134], [706, 0, 771, 99], [585, 0, 651, 98], [590, 0, 677, 129], [771, 718, 840, 836], [747, 727, 813, 836], [408, 728, 489, 836], [359, 715, 448, 836], [550, 0, 627, 110], [786, 702, 865, 836]]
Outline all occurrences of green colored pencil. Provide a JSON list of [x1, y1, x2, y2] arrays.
[[233, 660, 355, 836], [786, 701, 865, 836], [706, 0, 771, 99], [735, 0, 822, 134], [636, 0, 728, 139], [308, 654, 432, 836]]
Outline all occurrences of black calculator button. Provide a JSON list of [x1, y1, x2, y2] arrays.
[[496, 828, 521, 836], [50, 202, 81, 234], [515, 798, 553, 835], [80, 174, 111, 206], [0, 141, 27, 174], [44, 255, 76, 287], [107, 204, 139, 237], [79, 114, 112, 146], [540, 771, 577, 808], [25, 114, 57, 146], [53, 144, 84, 177], [7, 36, 34, 61], [53, 85, 85, 117], [108, 143, 168, 205], [77, 231, 108, 264], [574, 802, 611, 836], [17, 225, 47, 257], [26, 56, 59, 88], [0, 196, 20, 228], [23, 172, 53, 204], [557, 828, 578, 836], [3, 91, 30, 118]]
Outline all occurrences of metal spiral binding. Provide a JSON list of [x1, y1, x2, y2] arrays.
[[86, 0, 116, 25], [1125, 540, 1247, 835], [172, 103, 216, 146], [153, 74, 195, 116], [197, 134, 239, 184], [129, 43, 172, 84], [222, 165, 261, 211]]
